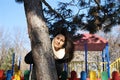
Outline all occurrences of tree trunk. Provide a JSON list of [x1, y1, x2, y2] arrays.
[[23, 0, 58, 80]]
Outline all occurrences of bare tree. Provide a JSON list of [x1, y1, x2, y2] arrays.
[[0, 28, 14, 70], [0, 27, 30, 71], [107, 26, 120, 62], [12, 27, 31, 71], [0, 28, 12, 68], [97, 26, 120, 62]]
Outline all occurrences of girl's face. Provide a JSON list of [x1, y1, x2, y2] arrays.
[[53, 34, 65, 51]]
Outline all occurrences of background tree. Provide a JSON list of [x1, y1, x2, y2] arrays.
[[0, 29, 14, 71], [97, 26, 120, 62], [16, 0, 120, 34], [43, 0, 120, 34], [94, 26, 120, 72], [0, 48, 13, 71], [0, 27, 29, 73], [16, 0, 120, 80]]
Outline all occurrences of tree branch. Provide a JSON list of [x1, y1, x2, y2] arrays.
[[94, 0, 100, 7], [42, 0, 65, 20]]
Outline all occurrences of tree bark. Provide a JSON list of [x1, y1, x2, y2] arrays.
[[23, 0, 58, 80]]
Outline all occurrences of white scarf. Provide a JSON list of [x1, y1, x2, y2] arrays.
[[52, 39, 65, 59]]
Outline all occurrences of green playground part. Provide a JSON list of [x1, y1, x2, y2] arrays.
[[101, 71, 108, 80], [24, 70, 30, 80]]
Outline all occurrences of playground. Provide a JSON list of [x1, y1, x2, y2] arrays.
[[0, 33, 120, 80], [64, 33, 120, 80]]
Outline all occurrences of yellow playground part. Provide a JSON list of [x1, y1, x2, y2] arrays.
[[89, 70, 97, 80], [12, 64, 22, 80], [97, 69, 101, 79], [12, 70, 21, 80], [110, 57, 120, 73]]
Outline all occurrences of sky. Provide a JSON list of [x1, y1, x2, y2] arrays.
[[0, 0, 30, 50], [0, 0, 63, 33], [0, 0, 72, 38], [0, 0, 78, 32], [0, 0, 61, 51], [0, 0, 27, 31]]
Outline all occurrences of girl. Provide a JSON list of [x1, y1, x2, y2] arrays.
[[25, 28, 74, 79]]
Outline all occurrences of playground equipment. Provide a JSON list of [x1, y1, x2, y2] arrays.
[[12, 64, 21, 80], [101, 71, 108, 80], [24, 70, 30, 80], [0, 70, 5, 80], [60, 71, 68, 80], [111, 71, 120, 80], [80, 71, 86, 80], [6, 53, 24, 80], [0, 52, 31, 80], [68, 61, 84, 78], [73, 33, 110, 78], [89, 70, 97, 80], [109, 58, 120, 80], [110, 57, 120, 73], [6, 70, 12, 80], [68, 70, 79, 80], [12, 70, 21, 80]]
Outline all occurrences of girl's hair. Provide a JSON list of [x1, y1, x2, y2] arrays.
[[53, 28, 68, 48], [55, 28, 74, 62], [64, 38, 74, 62]]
